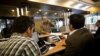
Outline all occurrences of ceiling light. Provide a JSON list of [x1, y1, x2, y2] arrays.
[[68, 9, 70, 11], [28, 0, 39, 2], [73, 3, 83, 9], [47, 0, 57, 4], [54, 13, 57, 15], [39, 9, 42, 12], [81, 6, 91, 10], [44, 12, 48, 15], [28, 0, 35, 1], [16, 8, 20, 17], [36, 11, 39, 14], [21, 8, 24, 15], [28, 0, 48, 4], [64, 1, 75, 7], [11, 9, 15, 12]]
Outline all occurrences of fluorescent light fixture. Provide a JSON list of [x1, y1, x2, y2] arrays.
[[39, 9, 42, 12], [16, 8, 20, 17], [28, 0, 48, 4], [11, 9, 15, 12], [54, 13, 57, 15], [64, 1, 75, 7], [21, 8, 24, 15], [68, 8, 71, 11], [73, 3, 83, 9], [28, 0, 39, 2], [28, 0, 35, 1], [47, 0, 57, 4], [82, 6, 91, 10], [25, 6, 29, 16], [36, 11, 39, 14], [44, 12, 48, 15]]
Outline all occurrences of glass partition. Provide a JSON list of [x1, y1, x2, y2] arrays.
[[85, 12, 100, 33]]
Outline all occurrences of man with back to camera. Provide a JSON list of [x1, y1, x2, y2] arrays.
[[63, 14, 94, 56], [0, 16, 41, 56]]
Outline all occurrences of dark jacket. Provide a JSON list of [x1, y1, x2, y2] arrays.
[[94, 34, 100, 56], [94, 27, 100, 37], [63, 28, 94, 56]]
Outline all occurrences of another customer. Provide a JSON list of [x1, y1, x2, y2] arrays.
[[93, 20, 100, 56], [94, 20, 100, 37]]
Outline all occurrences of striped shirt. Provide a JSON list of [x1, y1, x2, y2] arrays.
[[0, 33, 41, 56]]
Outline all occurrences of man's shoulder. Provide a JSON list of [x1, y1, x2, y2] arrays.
[[67, 28, 93, 43], [9, 38, 35, 44]]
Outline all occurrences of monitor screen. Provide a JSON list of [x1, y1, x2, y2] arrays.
[[31, 32, 39, 42], [33, 15, 42, 20]]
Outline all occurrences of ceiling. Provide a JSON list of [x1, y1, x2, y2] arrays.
[[0, 0, 99, 17], [28, 0, 100, 11], [0, 0, 99, 11], [80, 0, 100, 7]]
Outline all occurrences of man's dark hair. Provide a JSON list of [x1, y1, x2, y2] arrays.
[[11, 16, 34, 33], [69, 14, 85, 29]]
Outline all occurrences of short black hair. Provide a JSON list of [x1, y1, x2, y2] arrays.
[[11, 16, 34, 33], [69, 14, 85, 29]]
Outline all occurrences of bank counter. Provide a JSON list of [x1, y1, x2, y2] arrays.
[[0, 33, 67, 56], [39, 33, 67, 56], [43, 39, 66, 56]]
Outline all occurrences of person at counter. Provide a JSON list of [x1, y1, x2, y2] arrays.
[[0, 16, 41, 56], [94, 20, 100, 37], [93, 20, 100, 55], [40, 16, 54, 34], [63, 14, 94, 56]]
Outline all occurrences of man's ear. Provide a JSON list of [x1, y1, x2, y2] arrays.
[[69, 24, 73, 31], [70, 24, 73, 28], [26, 27, 31, 34]]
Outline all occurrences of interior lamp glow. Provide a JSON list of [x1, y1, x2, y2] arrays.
[[63, 1, 75, 7], [73, 3, 83, 9]]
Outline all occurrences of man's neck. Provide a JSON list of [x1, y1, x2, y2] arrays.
[[22, 32, 30, 39], [69, 29, 77, 35], [70, 28, 75, 32]]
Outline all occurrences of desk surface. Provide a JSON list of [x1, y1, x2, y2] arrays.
[[43, 39, 66, 56], [39, 32, 63, 38], [39, 35, 50, 38]]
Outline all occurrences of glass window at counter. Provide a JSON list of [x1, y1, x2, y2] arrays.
[[0, 19, 14, 32], [0, 19, 6, 32], [7, 19, 14, 28], [85, 12, 100, 32], [28, 8, 65, 32], [85, 13, 100, 24], [0, 5, 71, 33]]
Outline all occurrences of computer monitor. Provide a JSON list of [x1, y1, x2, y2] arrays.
[[31, 32, 39, 42], [32, 32, 49, 54]]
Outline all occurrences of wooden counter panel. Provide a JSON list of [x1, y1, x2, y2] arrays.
[[43, 39, 66, 56]]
